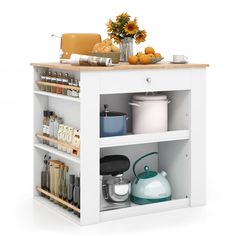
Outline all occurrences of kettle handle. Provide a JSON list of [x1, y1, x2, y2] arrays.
[[133, 152, 158, 184]]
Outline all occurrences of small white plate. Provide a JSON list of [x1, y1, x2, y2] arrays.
[[169, 61, 188, 64]]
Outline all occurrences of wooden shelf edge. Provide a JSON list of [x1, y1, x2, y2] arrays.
[[36, 134, 80, 156], [36, 80, 80, 91], [36, 187, 80, 213]]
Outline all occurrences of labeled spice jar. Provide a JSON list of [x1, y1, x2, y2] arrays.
[[57, 72, 63, 94], [40, 71, 47, 91], [62, 73, 69, 95], [67, 78, 73, 97], [51, 72, 57, 93], [71, 79, 80, 97], [46, 71, 52, 92], [42, 110, 50, 145]]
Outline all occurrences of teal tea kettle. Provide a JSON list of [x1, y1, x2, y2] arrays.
[[130, 152, 172, 205]]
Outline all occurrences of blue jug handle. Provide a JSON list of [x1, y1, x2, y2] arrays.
[[133, 152, 158, 184]]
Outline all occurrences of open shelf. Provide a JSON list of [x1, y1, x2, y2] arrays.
[[34, 196, 80, 225], [34, 143, 80, 164], [100, 130, 190, 148], [100, 198, 189, 222], [34, 91, 80, 102]]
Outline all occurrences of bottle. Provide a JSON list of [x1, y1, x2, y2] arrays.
[[66, 127, 74, 154], [62, 166, 69, 209], [68, 174, 75, 211], [57, 124, 64, 151], [49, 160, 55, 198], [46, 71, 52, 92], [40, 71, 47, 91], [41, 155, 50, 198], [51, 72, 57, 93], [56, 72, 63, 94], [48, 112, 55, 146], [42, 110, 50, 145], [67, 78, 72, 97], [53, 162, 61, 201], [71, 79, 80, 97], [73, 176, 80, 216], [62, 73, 69, 95], [62, 125, 68, 152], [58, 163, 65, 205]]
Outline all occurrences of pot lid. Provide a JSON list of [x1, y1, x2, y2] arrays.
[[100, 104, 127, 117], [132, 93, 167, 101]]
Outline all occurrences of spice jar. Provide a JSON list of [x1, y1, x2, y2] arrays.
[[71, 79, 80, 97], [67, 78, 73, 97], [40, 71, 47, 91], [46, 71, 52, 92], [51, 72, 57, 93], [57, 72, 63, 94], [42, 110, 50, 145], [62, 73, 69, 95]]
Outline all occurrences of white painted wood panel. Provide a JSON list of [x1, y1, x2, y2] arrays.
[[100, 198, 189, 222], [79, 72, 100, 225], [99, 69, 195, 94], [100, 130, 190, 148], [190, 69, 206, 206]]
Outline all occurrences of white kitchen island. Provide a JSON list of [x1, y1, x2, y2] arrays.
[[32, 62, 209, 225]]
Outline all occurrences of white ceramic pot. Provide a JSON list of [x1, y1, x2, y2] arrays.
[[129, 94, 170, 134]]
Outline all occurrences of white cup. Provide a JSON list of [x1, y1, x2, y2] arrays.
[[173, 55, 188, 63]]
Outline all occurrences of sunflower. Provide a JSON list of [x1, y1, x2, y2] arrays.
[[124, 21, 139, 35], [110, 34, 121, 44], [116, 12, 130, 21], [135, 30, 147, 44], [106, 19, 113, 32]]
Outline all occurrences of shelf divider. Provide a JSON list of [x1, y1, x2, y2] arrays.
[[34, 143, 80, 164], [34, 91, 80, 102], [100, 130, 190, 148]]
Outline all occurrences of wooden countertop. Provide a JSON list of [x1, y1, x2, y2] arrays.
[[31, 62, 209, 71]]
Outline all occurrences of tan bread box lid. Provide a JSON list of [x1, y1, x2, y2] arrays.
[[61, 33, 101, 59]]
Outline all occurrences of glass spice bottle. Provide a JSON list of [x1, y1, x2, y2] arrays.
[[56, 72, 63, 94], [46, 71, 52, 92], [68, 174, 75, 211], [49, 112, 55, 147], [67, 78, 73, 97], [51, 72, 57, 93], [62, 166, 69, 209], [42, 110, 50, 145], [62, 73, 69, 95], [71, 79, 79, 97], [73, 176, 80, 216], [40, 71, 47, 91]]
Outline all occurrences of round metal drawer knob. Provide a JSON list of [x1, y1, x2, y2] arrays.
[[146, 77, 152, 83]]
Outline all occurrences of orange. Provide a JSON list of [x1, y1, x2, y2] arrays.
[[128, 55, 138, 65], [147, 53, 155, 58], [145, 47, 155, 55], [154, 53, 162, 58], [139, 55, 150, 64]]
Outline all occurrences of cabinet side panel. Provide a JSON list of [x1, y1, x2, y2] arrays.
[[80, 72, 100, 225], [190, 69, 206, 206]]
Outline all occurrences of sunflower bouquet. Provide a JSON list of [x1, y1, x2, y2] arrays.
[[106, 13, 147, 44]]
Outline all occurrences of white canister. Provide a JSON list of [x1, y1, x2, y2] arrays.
[[129, 94, 170, 134]]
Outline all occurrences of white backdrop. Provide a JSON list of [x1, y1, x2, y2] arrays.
[[0, 0, 235, 235]]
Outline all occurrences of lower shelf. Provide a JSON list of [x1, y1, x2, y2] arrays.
[[34, 196, 80, 225], [34, 143, 80, 164], [100, 198, 190, 222]]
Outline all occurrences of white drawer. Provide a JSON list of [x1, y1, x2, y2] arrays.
[[98, 68, 200, 94]]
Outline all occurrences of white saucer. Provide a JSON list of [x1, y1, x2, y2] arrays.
[[169, 61, 188, 64]]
